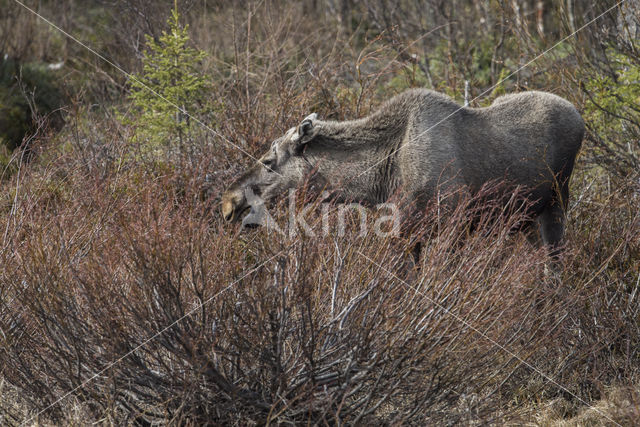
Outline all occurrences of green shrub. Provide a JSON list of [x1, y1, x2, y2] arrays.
[[583, 43, 640, 175], [125, 6, 212, 155]]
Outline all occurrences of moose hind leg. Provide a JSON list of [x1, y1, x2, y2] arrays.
[[538, 203, 565, 258]]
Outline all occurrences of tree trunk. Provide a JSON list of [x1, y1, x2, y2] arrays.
[[536, 0, 545, 37], [618, 0, 640, 43], [566, 0, 576, 33]]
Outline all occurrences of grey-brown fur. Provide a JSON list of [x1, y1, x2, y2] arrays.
[[222, 88, 584, 250]]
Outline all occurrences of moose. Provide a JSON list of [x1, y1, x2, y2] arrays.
[[221, 89, 584, 257]]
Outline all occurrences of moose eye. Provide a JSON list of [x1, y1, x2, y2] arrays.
[[262, 159, 276, 172]]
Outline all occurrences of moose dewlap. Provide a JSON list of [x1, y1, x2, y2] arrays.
[[222, 88, 584, 250]]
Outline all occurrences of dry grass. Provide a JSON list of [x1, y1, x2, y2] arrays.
[[533, 385, 640, 426]]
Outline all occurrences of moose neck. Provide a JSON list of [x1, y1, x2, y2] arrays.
[[304, 117, 406, 205]]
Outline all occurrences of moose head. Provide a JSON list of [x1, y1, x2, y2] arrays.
[[221, 114, 319, 224]]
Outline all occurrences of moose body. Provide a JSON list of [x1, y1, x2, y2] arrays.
[[222, 89, 584, 251]]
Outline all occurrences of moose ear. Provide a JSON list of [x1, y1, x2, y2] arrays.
[[297, 113, 318, 140]]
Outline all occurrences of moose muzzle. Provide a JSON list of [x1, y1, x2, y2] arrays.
[[221, 189, 248, 223]]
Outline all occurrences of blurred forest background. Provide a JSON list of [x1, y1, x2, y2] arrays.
[[0, 0, 639, 424]]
